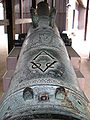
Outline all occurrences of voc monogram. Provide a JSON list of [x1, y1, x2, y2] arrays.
[[31, 51, 57, 72]]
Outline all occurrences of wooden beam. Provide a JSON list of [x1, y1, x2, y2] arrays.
[[0, 0, 2, 2], [32, 0, 36, 9], [72, 10, 75, 29], [84, 0, 89, 40], [15, 18, 32, 24], [52, 0, 55, 8], [0, 18, 32, 26], [77, 0, 83, 6], [6, 0, 15, 53], [0, 19, 9, 26], [44, 0, 48, 3], [19, 0, 23, 33], [12, 0, 15, 42]]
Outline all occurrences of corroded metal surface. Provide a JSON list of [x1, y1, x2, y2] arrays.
[[0, 1, 90, 120]]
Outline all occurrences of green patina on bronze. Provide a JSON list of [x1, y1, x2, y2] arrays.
[[0, 1, 90, 120]]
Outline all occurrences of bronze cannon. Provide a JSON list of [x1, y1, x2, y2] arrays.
[[0, 1, 90, 120]]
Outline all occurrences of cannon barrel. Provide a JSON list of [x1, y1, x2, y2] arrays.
[[0, 1, 90, 120]]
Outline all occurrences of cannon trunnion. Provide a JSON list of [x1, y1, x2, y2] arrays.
[[0, 1, 90, 120]]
